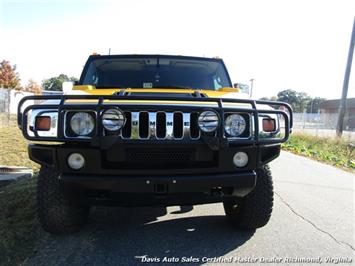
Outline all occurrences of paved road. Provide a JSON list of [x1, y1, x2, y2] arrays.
[[25, 152, 354, 265]]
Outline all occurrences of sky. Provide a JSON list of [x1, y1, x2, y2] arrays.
[[0, 0, 354, 99]]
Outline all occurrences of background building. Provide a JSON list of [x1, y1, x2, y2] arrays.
[[320, 98, 355, 130]]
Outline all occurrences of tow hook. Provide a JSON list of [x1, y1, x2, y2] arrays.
[[211, 187, 224, 197]]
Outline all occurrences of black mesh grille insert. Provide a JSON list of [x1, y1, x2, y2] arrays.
[[127, 149, 192, 162], [103, 147, 218, 169]]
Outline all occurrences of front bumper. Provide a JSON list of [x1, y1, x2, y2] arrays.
[[29, 143, 280, 205], [60, 171, 256, 206], [29, 143, 280, 175]]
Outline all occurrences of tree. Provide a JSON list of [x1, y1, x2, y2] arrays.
[[277, 89, 313, 112], [297, 92, 311, 113], [25, 79, 42, 95], [259, 96, 278, 101], [0, 60, 21, 89], [306, 97, 326, 113], [42, 74, 78, 91], [277, 89, 298, 106], [259, 96, 270, 101], [277, 89, 327, 113]]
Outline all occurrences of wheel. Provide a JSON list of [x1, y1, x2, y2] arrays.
[[224, 165, 273, 229], [37, 166, 89, 235]]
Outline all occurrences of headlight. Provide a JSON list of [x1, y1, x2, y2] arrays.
[[102, 109, 125, 131], [224, 114, 246, 137], [70, 112, 95, 136], [198, 111, 219, 132]]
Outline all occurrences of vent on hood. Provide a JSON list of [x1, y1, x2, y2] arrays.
[[114, 90, 207, 98]]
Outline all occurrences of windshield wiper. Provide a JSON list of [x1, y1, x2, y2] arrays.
[[95, 85, 126, 89], [153, 85, 194, 89]]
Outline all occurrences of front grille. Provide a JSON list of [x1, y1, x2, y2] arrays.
[[120, 111, 200, 140]]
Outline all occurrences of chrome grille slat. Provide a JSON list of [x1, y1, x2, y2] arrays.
[[148, 112, 157, 139], [165, 112, 174, 140], [121, 111, 199, 140], [182, 113, 190, 139], [131, 112, 139, 139]]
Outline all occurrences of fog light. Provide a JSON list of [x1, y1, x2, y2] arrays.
[[233, 152, 248, 167], [67, 153, 85, 170], [102, 108, 125, 131], [198, 111, 219, 132]]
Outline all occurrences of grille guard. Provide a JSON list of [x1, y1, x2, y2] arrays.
[[17, 94, 293, 146]]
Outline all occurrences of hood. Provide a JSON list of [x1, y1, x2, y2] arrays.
[[66, 85, 254, 109], [69, 85, 249, 99]]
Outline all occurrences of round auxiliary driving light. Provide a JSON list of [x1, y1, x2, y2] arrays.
[[224, 114, 246, 137], [67, 153, 85, 170], [102, 109, 125, 131], [198, 111, 219, 132], [233, 152, 249, 168], [70, 112, 95, 136]]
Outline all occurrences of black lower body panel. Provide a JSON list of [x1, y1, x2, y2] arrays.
[[29, 143, 280, 175], [29, 142, 280, 206], [60, 171, 256, 206]]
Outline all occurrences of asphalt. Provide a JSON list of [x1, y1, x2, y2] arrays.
[[25, 152, 354, 265]]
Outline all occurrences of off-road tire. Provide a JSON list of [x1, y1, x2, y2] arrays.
[[37, 166, 89, 235], [224, 165, 273, 229]]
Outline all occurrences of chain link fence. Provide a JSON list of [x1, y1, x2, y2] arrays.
[[0, 88, 13, 127], [292, 112, 355, 141], [0, 88, 35, 127]]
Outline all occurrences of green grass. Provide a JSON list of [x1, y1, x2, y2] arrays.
[[0, 125, 40, 171], [0, 177, 41, 266], [0, 123, 42, 266], [282, 133, 355, 171]]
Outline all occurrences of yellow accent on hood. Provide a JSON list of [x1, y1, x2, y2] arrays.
[[69, 85, 252, 108], [72, 85, 239, 98]]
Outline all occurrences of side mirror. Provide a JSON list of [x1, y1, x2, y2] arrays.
[[62, 81, 74, 94], [234, 83, 250, 95]]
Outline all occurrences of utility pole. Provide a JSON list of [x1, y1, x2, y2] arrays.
[[249, 78, 254, 98], [336, 17, 355, 137]]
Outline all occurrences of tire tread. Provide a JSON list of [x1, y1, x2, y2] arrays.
[[37, 166, 89, 235], [224, 165, 274, 229]]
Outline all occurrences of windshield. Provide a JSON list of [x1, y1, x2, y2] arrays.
[[80, 55, 232, 90]]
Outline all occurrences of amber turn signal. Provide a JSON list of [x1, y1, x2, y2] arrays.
[[262, 118, 276, 132], [35, 116, 51, 131]]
